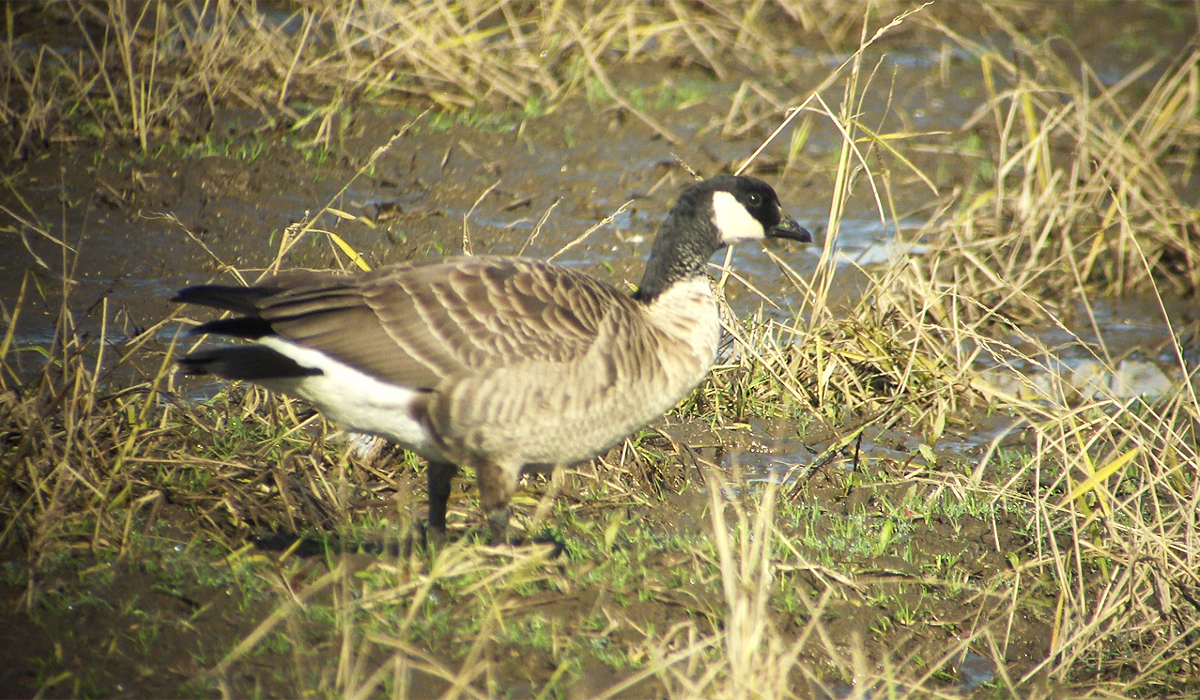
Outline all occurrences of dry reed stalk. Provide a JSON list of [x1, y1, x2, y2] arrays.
[[1, 0, 894, 156], [923, 18, 1200, 313]]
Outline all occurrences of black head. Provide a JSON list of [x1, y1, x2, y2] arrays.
[[634, 175, 810, 302]]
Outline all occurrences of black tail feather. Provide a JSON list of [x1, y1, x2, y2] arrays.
[[172, 285, 278, 315], [191, 316, 274, 339], [178, 346, 321, 381]]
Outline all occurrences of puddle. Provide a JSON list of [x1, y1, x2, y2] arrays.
[[974, 297, 1196, 403], [834, 219, 929, 266], [818, 650, 995, 698]]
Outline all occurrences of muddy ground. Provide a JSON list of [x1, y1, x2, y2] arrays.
[[2, 3, 1198, 698]]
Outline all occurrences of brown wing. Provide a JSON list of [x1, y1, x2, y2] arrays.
[[255, 256, 629, 389]]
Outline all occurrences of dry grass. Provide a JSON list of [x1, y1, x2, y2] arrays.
[[2, 1, 1200, 698], [922, 11, 1200, 315], [0, 0, 906, 158], [649, 5, 1199, 694], [748, 9, 1200, 695]]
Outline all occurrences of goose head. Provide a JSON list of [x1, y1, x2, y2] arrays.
[[706, 175, 811, 246], [634, 176, 810, 301]]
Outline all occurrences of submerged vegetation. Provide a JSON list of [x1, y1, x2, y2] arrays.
[[2, 0, 1199, 698]]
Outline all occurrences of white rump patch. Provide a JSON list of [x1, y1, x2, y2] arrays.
[[711, 190, 765, 243], [256, 336, 446, 461]]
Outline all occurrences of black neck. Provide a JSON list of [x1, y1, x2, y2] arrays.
[[632, 191, 720, 303]]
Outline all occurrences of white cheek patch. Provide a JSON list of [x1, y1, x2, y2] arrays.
[[711, 191, 766, 243]]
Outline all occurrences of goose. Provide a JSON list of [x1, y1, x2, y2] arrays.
[[174, 175, 810, 544]]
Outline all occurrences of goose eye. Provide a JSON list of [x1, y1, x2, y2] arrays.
[[745, 193, 762, 206]]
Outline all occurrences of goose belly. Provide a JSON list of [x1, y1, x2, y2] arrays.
[[434, 364, 705, 465], [434, 303, 720, 465]]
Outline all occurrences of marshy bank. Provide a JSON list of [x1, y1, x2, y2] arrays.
[[2, 1, 1199, 698]]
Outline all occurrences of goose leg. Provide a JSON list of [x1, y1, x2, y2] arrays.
[[529, 465, 565, 536], [474, 458, 519, 545], [426, 461, 459, 546]]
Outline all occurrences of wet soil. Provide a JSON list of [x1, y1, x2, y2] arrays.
[[2, 2, 1197, 698], [0, 554, 280, 698], [1, 74, 831, 345]]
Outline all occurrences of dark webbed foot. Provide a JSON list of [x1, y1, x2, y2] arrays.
[[485, 506, 512, 545], [421, 520, 448, 552]]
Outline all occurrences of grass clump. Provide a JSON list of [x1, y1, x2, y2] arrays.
[[782, 12, 1200, 696], [0, 0, 899, 159], [924, 14, 1200, 316]]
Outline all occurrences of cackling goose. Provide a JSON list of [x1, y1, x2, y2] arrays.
[[174, 175, 810, 544]]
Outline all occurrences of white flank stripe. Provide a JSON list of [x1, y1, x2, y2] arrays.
[[256, 336, 446, 461]]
